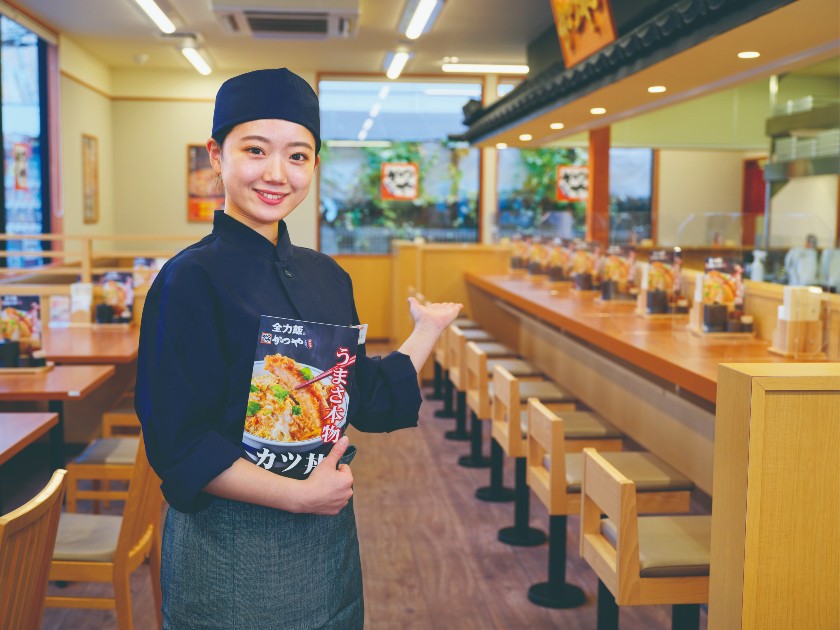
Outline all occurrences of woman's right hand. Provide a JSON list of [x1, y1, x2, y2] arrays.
[[301, 436, 354, 515]]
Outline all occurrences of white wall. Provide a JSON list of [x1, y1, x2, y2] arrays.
[[657, 150, 749, 245]]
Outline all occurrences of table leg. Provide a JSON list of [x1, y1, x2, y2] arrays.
[[48, 400, 66, 469]]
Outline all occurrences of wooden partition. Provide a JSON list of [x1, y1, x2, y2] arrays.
[[333, 255, 391, 340], [710, 363, 840, 629]]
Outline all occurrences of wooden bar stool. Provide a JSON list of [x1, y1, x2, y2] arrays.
[[580, 448, 709, 630], [528, 401, 693, 609], [465, 342, 541, 501], [445, 325, 514, 444], [431, 316, 478, 400], [491, 365, 576, 546]]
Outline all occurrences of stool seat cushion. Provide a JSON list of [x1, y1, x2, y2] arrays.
[[522, 411, 622, 439], [475, 342, 514, 357], [600, 515, 711, 577], [486, 358, 540, 377], [489, 379, 573, 404], [54, 512, 122, 562], [74, 437, 139, 466], [462, 330, 494, 341], [107, 398, 136, 415], [454, 318, 479, 329], [561, 452, 694, 493]]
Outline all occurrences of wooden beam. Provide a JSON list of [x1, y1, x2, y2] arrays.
[[587, 126, 610, 244]]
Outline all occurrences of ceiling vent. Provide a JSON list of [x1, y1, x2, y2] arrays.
[[213, 2, 359, 39]]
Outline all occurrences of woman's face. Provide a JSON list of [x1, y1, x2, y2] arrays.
[[207, 118, 319, 240]]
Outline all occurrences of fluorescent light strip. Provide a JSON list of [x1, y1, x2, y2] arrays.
[[362, 118, 374, 131], [369, 102, 381, 118], [442, 63, 529, 74], [405, 0, 438, 39], [386, 52, 411, 80], [133, 0, 176, 34], [181, 48, 211, 75]]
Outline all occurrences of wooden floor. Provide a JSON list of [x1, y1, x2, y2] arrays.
[[5, 361, 709, 629]]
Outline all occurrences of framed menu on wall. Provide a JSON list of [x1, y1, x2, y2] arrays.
[[187, 144, 224, 222]]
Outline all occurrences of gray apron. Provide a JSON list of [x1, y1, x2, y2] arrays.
[[161, 447, 362, 629]]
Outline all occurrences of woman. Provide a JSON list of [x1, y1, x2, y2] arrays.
[[135, 68, 460, 629]]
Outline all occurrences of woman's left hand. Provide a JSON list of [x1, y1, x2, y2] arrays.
[[407, 296, 462, 335]]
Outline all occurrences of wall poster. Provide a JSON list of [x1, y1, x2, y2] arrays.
[[82, 134, 99, 224]]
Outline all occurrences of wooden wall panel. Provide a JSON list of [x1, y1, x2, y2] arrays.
[[333, 255, 391, 341]]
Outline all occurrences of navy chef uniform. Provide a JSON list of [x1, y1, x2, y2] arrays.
[[135, 69, 422, 629]]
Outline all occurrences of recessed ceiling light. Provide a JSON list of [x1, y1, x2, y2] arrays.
[[181, 48, 211, 75], [550, 122, 565, 130], [133, 0, 176, 34], [519, 133, 533, 141], [738, 51, 760, 59], [647, 85, 666, 93], [590, 107, 607, 115], [496, 142, 508, 149], [405, 0, 439, 39], [442, 63, 529, 74]]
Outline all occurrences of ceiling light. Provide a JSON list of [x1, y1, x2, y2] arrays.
[[496, 142, 508, 149], [362, 118, 374, 131], [590, 107, 607, 115], [132, 0, 176, 34], [404, 0, 440, 40], [550, 122, 565, 130], [357, 130, 368, 141], [326, 140, 392, 148], [442, 63, 529, 74], [378, 86, 391, 100], [385, 51, 412, 80], [647, 85, 666, 93], [368, 103, 381, 118], [738, 51, 760, 59], [519, 134, 532, 141], [423, 88, 481, 97], [181, 48, 211, 75]]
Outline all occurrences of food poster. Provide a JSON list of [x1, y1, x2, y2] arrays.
[[380, 162, 419, 200], [647, 248, 683, 295], [571, 241, 600, 277], [702, 257, 745, 307], [48, 295, 72, 328], [548, 238, 574, 280], [132, 257, 166, 289], [601, 245, 636, 294], [94, 272, 134, 317], [1, 295, 42, 355], [188, 144, 224, 222], [244, 316, 361, 478]]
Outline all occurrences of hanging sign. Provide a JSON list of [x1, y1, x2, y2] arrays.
[[381, 162, 419, 200], [556, 165, 589, 201], [550, 0, 617, 68]]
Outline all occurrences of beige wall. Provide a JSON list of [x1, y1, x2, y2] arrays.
[[769, 175, 839, 248]]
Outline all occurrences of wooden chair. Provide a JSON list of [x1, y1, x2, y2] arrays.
[[527, 401, 694, 609], [47, 440, 163, 630], [66, 393, 141, 513], [0, 469, 67, 630], [446, 325, 514, 445], [465, 341, 541, 501], [580, 448, 710, 630], [491, 365, 576, 546]]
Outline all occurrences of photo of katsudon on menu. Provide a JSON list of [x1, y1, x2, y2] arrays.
[[242, 315, 363, 479]]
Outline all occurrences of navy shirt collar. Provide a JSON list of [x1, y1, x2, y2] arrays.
[[212, 210, 293, 261]]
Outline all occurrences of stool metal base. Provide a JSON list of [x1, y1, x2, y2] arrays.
[[444, 429, 470, 441], [458, 454, 490, 468], [498, 525, 547, 547], [527, 582, 586, 609], [475, 485, 515, 502], [434, 408, 456, 419]]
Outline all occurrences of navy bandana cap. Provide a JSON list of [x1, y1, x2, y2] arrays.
[[211, 68, 321, 154]]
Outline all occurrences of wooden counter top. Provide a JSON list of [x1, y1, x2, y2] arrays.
[[465, 273, 796, 403], [0, 365, 116, 401]]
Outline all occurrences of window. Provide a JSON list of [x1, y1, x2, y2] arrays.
[[496, 146, 653, 244], [318, 80, 481, 254], [1, 14, 50, 267]]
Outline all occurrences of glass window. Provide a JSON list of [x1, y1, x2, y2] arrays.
[[496, 146, 653, 244], [1, 15, 49, 267], [318, 79, 481, 254]]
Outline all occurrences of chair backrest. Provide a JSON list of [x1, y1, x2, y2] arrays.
[[527, 399, 569, 515], [0, 469, 67, 629], [464, 341, 488, 418], [580, 448, 640, 601], [491, 364, 521, 456], [114, 441, 161, 567], [446, 325, 467, 389]]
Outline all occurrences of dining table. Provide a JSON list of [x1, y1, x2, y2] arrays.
[[0, 412, 59, 513], [41, 326, 140, 365], [0, 365, 115, 469]]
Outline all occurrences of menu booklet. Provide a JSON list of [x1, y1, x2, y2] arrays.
[[242, 316, 363, 479]]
